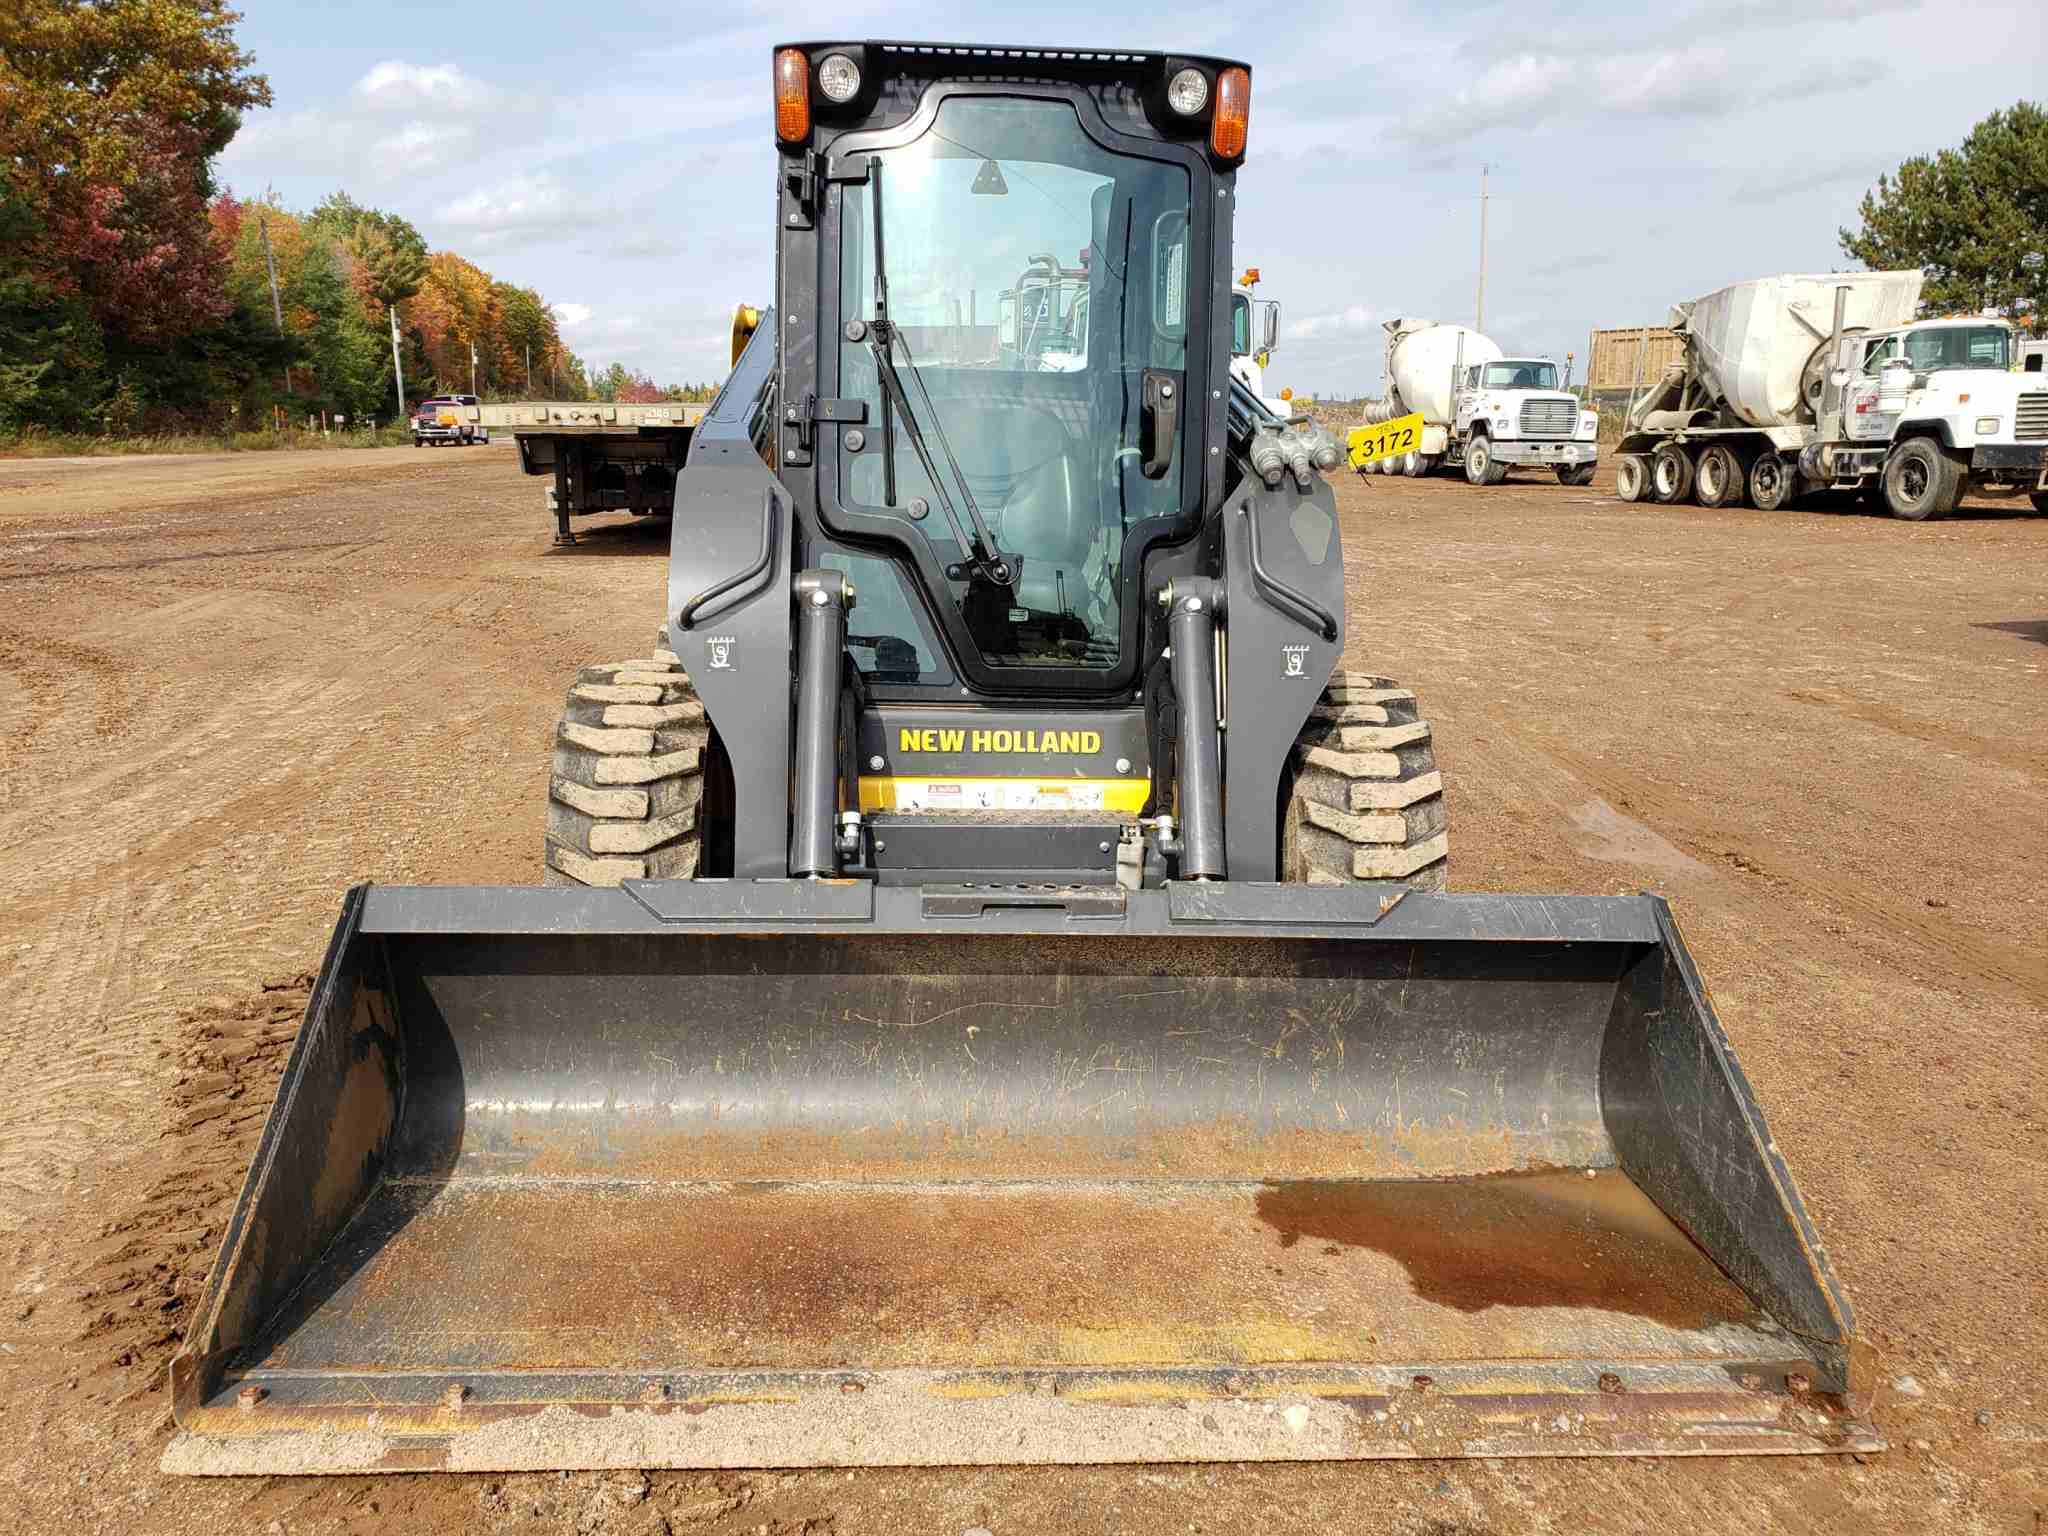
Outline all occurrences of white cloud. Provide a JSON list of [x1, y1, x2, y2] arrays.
[[353, 61, 497, 113], [437, 176, 587, 243], [1285, 306, 1379, 342], [552, 303, 594, 329], [221, 58, 544, 191]]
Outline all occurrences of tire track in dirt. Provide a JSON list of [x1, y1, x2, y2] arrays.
[[0, 626, 125, 780], [1536, 736, 2048, 1008], [1784, 685, 2046, 782], [69, 976, 308, 1400]]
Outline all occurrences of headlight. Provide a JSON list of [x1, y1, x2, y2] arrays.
[[816, 53, 862, 104], [1974, 416, 2000, 434], [1166, 67, 1209, 116]]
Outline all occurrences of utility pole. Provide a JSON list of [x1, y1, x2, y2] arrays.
[[258, 214, 289, 396], [470, 341, 478, 397], [1475, 164, 1489, 335], [525, 342, 532, 394], [389, 302, 406, 426]]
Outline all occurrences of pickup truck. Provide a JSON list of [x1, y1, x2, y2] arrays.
[[411, 395, 488, 447]]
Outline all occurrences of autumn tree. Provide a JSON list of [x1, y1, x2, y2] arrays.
[[1, 0, 271, 407], [493, 282, 557, 393], [1842, 102, 2048, 320]]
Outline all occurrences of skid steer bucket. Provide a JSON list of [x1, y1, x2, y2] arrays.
[[165, 881, 1877, 1473]]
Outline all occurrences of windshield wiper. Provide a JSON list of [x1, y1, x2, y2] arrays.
[[866, 160, 1010, 586]]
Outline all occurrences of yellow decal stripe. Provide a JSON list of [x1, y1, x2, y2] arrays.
[[859, 777, 1150, 814]]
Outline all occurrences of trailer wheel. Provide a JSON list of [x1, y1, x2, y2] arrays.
[[1556, 463, 1596, 487], [1614, 454, 1649, 502], [2031, 490, 2048, 514], [545, 651, 710, 887], [1651, 443, 1695, 503], [1748, 453, 1794, 510], [1464, 434, 1506, 486], [1282, 672, 1448, 891], [1695, 444, 1747, 508], [1882, 437, 1963, 521]]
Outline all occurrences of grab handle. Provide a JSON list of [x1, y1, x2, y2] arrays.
[[678, 489, 779, 630]]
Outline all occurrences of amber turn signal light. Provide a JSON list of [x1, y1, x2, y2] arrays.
[[774, 48, 810, 144], [1211, 66, 1249, 159]]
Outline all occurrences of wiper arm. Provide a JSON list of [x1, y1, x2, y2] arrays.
[[867, 159, 1009, 585], [869, 165, 897, 509]]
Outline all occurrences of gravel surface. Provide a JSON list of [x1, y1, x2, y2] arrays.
[[0, 446, 2041, 1533]]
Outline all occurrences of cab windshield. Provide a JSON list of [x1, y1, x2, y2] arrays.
[[1900, 326, 2012, 372], [1481, 361, 1558, 390], [836, 96, 1192, 671]]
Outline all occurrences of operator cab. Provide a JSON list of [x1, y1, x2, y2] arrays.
[[772, 43, 1251, 698]]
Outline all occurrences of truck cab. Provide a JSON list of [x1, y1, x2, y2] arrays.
[[1846, 319, 2048, 499], [1229, 282, 1288, 415], [1452, 356, 1598, 485], [412, 393, 486, 447]]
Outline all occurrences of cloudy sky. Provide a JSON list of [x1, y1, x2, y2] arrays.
[[217, 0, 2046, 397]]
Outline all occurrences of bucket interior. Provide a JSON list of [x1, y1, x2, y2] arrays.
[[168, 902, 1871, 1468]]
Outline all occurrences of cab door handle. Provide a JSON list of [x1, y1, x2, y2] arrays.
[[1141, 370, 1181, 479]]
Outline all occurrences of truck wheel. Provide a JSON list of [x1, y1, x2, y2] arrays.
[[2031, 490, 2048, 515], [1282, 671, 1447, 891], [1695, 445, 1747, 508], [545, 651, 709, 887], [1882, 438, 1962, 521], [1748, 453, 1794, 510], [412, 436, 423, 448], [1651, 443, 1695, 503], [1464, 434, 1505, 486], [1614, 454, 1649, 502], [1556, 463, 1596, 487]]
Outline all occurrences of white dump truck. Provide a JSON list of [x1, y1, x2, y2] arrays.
[[1355, 318, 1598, 485], [1615, 270, 2048, 519]]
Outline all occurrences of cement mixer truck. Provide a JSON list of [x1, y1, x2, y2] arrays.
[[1354, 319, 1598, 485], [1615, 270, 2048, 520]]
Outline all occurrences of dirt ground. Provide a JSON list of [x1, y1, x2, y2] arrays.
[[1, 443, 2042, 1534]]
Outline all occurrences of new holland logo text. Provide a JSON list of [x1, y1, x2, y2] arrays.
[[899, 728, 1103, 755]]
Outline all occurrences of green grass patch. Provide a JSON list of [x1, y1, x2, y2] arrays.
[[0, 424, 419, 458]]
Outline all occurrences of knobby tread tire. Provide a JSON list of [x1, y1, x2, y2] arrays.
[[544, 649, 710, 886], [1282, 671, 1449, 890]]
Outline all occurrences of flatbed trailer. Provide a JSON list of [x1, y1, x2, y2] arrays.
[[467, 402, 710, 545]]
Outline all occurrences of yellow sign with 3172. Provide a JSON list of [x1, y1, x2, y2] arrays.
[[1347, 412, 1425, 469]]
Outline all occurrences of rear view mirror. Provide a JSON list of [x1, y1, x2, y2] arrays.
[[1259, 300, 1280, 354]]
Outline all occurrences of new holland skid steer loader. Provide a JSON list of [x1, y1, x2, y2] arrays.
[[165, 42, 1878, 1474]]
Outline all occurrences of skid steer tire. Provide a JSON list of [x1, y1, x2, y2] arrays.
[[1282, 671, 1448, 890], [544, 649, 710, 887]]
